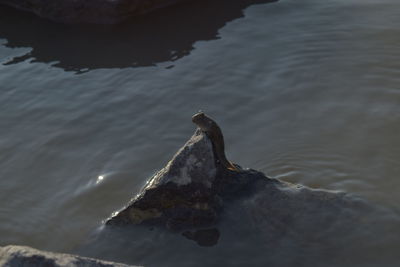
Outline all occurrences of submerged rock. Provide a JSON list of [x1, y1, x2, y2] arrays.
[[0, 245, 140, 267], [0, 0, 191, 24]]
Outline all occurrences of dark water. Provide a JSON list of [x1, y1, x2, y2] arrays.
[[1, 0, 400, 266]]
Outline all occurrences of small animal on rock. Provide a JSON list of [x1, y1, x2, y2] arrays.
[[192, 112, 239, 171]]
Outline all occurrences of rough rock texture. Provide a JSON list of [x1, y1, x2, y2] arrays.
[[0, 245, 140, 267], [0, 0, 192, 24], [106, 129, 232, 230], [106, 126, 372, 237]]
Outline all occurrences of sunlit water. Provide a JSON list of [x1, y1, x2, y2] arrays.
[[0, 0, 400, 266]]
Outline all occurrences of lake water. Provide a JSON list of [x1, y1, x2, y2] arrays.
[[1, 0, 400, 266]]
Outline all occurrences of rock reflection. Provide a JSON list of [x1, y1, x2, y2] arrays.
[[182, 228, 220, 247], [0, 0, 277, 73]]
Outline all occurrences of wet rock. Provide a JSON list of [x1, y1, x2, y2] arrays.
[[106, 113, 372, 245], [107, 129, 227, 231], [229, 179, 372, 242], [106, 124, 276, 231], [0, 0, 192, 24], [0, 245, 140, 267]]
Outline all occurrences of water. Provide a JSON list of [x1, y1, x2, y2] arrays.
[[0, 0, 400, 266]]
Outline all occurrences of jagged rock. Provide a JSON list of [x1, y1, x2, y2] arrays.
[[106, 114, 373, 244], [106, 129, 232, 231], [0, 245, 140, 267], [0, 0, 191, 24]]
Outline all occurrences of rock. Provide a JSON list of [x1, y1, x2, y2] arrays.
[[72, 117, 399, 265], [106, 113, 373, 245], [0, 245, 140, 267], [230, 179, 371, 240], [105, 126, 276, 231], [0, 0, 192, 24], [107, 121, 357, 233], [106, 129, 228, 231]]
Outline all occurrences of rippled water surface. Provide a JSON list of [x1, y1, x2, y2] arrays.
[[1, 0, 400, 266]]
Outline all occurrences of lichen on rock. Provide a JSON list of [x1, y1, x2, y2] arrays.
[[146, 130, 217, 189], [106, 129, 225, 231]]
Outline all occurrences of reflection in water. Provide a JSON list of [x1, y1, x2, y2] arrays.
[[182, 228, 220, 247], [0, 0, 276, 73]]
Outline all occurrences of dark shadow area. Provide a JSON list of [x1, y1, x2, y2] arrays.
[[0, 0, 277, 73], [182, 228, 220, 247], [75, 225, 221, 266]]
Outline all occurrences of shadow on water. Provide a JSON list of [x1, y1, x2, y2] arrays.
[[0, 0, 277, 74]]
